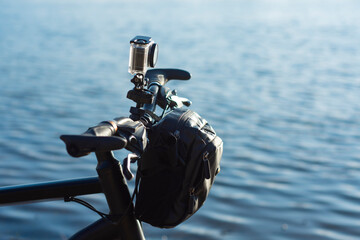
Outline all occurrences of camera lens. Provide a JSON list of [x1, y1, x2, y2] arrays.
[[149, 43, 158, 68]]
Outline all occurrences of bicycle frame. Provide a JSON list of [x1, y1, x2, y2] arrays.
[[0, 151, 145, 240]]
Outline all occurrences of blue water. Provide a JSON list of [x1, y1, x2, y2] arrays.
[[1, 0, 360, 239]]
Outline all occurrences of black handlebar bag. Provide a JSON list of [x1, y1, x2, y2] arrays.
[[134, 108, 223, 228]]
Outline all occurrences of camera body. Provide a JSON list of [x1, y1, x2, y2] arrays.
[[128, 36, 158, 75]]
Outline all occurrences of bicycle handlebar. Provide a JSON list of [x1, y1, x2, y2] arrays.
[[61, 69, 190, 158], [60, 117, 147, 158], [60, 120, 127, 158], [143, 68, 191, 114]]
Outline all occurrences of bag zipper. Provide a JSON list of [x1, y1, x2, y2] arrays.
[[190, 135, 222, 189]]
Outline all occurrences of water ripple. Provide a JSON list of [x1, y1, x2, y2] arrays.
[[2, 0, 360, 239]]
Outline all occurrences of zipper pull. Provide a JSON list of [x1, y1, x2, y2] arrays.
[[174, 130, 185, 165], [203, 151, 211, 179], [169, 130, 185, 166], [174, 130, 180, 138], [188, 188, 198, 214]]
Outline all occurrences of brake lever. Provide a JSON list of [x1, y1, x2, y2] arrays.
[[122, 153, 139, 180], [168, 95, 192, 108], [114, 117, 147, 155]]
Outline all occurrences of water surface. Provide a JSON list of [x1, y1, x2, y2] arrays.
[[1, 0, 360, 239]]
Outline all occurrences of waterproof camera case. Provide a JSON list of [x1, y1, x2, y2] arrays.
[[128, 36, 158, 75]]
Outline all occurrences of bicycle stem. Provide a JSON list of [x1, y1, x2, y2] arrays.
[[96, 151, 145, 240]]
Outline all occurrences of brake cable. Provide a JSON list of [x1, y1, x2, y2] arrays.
[[64, 196, 110, 219], [64, 195, 134, 223]]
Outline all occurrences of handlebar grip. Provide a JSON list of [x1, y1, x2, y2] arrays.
[[83, 121, 118, 136], [60, 121, 127, 158], [143, 69, 191, 115], [145, 68, 191, 86]]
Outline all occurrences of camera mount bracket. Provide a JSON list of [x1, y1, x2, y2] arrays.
[[127, 74, 155, 121]]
